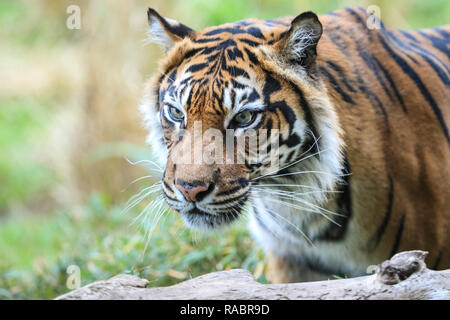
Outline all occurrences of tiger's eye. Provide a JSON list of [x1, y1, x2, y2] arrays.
[[168, 106, 184, 122], [233, 111, 254, 126]]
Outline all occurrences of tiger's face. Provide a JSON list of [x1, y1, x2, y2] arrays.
[[141, 9, 343, 230], [158, 63, 263, 229]]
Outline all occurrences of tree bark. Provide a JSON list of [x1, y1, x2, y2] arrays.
[[56, 250, 450, 300]]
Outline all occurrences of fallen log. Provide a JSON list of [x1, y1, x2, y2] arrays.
[[56, 250, 450, 300]]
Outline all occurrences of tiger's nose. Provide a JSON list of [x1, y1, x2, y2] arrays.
[[175, 182, 211, 202]]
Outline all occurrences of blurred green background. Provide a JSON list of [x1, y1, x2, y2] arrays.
[[0, 0, 448, 299]]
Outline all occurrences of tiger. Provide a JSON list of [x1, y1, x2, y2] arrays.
[[140, 6, 450, 283]]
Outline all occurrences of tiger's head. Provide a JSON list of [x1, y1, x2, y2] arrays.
[[140, 9, 344, 231]]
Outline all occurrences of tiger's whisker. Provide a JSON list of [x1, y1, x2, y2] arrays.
[[257, 170, 350, 180], [252, 186, 343, 196], [122, 183, 162, 215], [256, 188, 344, 218], [263, 207, 314, 246], [125, 157, 164, 172]]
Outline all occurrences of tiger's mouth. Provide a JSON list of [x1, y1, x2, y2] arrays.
[[160, 175, 251, 230], [163, 190, 249, 230]]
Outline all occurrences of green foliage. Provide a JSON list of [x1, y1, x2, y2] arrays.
[[0, 97, 56, 210]]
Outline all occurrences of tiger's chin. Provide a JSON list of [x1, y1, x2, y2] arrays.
[[178, 207, 242, 231]]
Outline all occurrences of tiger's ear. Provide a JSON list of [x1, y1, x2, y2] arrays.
[[147, 8, 195, 50], [273, 12, 322, 71]]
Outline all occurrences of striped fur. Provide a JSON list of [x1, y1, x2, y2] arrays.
[[140, 7, 450, 282]]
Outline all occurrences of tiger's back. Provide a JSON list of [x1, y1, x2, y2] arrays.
[[315, 8, 450, 274], [261, 8, 450, 281]]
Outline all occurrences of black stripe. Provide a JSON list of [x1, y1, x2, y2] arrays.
[[216, 186, 243, 197], [408, 41, 450, 86], [262, 72, 281, 104], [326, 61, 356, 92], [326, 28, 387, 121], [228, 66, 249, 78], [319, 66, 355, 104], [155, 73, 166, 112], [345, 7, 367, 27], [252, 205, 279, 238], [372, 56, 407, 113], [264, 19, 290, 27], [399, 30, 419, 42], [287, 81, 320, 154], [239, 38, 260, 47], [247, 89, 260, 103], [231, 79, 247, 90], [200, 39, 238, 55], [203, 26, 265, 39], [285, 150, 296, 164], [299, 254, 347, 278], [325, 11, 341, 17], [163, 180, 174, 193], [389, 214, 406, 258], [433, 251, 443, 270], [226, 47, 244, 61], [385, 31, 420, 64], [167, 69, 177, 84], [244, 47, 260, 65], [360, 51, 394, 102], [368, 176, 394, 251], [267, 101, 296, 126], [344, 28, 390, 123], [186, 63, 208, 73], [193, 37, 222, 43], [358, 78, 389, 125], [327, 27, 351, 56], [378, 33, 450, 148], [162, 48, 202, 73], [418, 30, 450, 59], [247, 27, 265, 40], [434, 27, 450, 39]]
